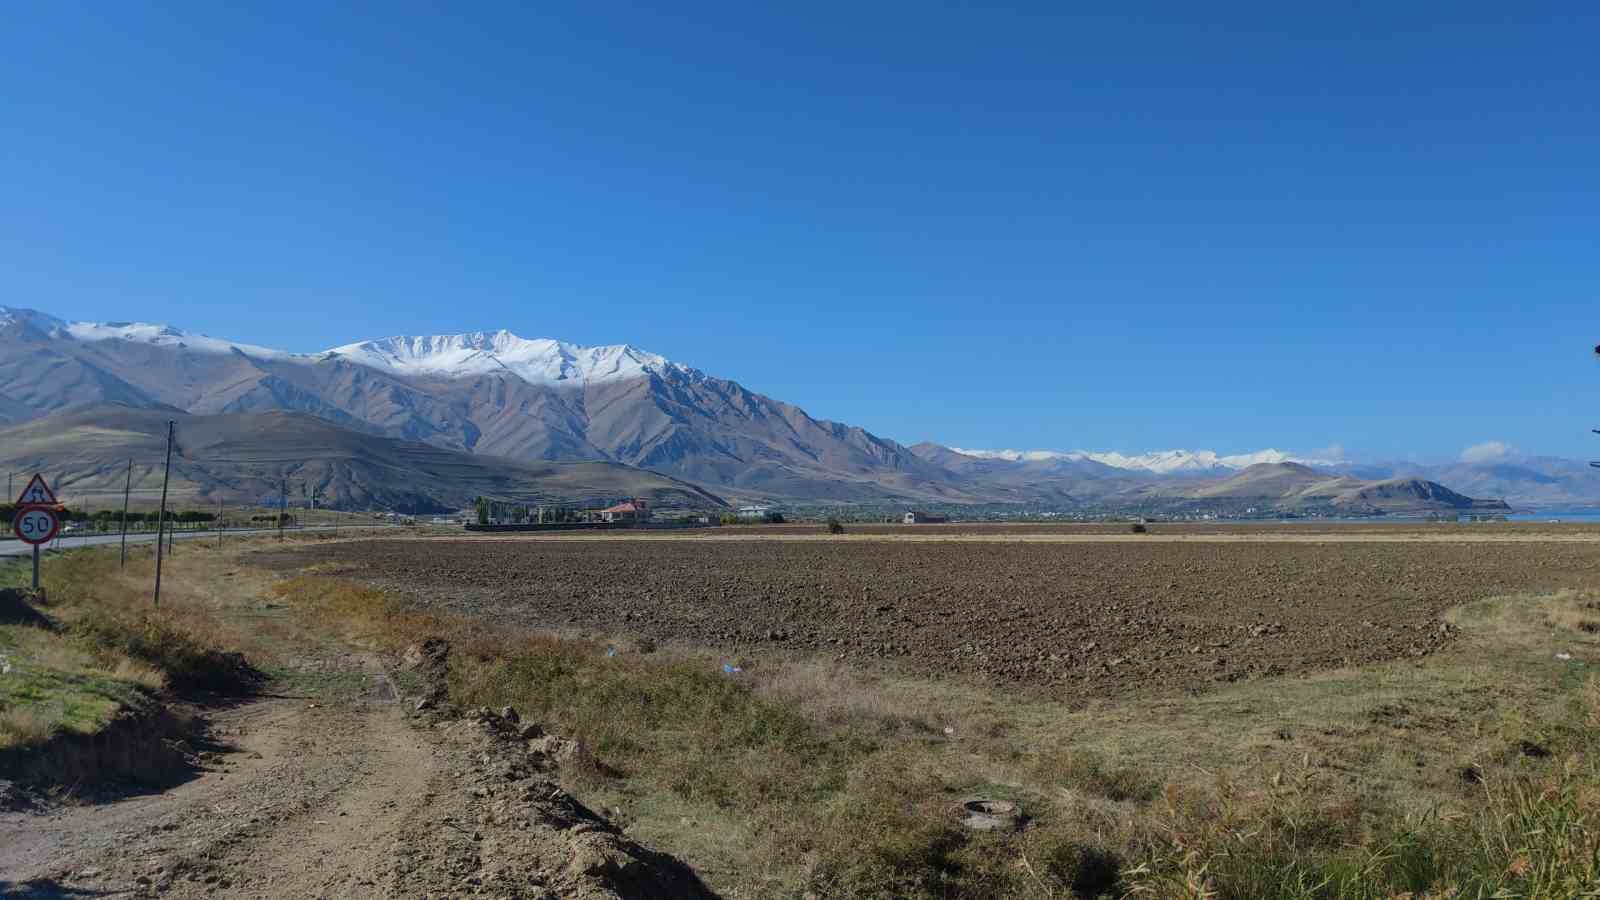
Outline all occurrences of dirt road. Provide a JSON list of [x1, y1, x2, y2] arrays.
[[1, 661, 430, 894], [0, 638, 713, 899]]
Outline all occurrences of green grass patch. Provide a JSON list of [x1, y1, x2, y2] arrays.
[[0, 624, 155, 749]]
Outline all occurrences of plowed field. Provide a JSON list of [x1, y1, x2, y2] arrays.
[[261, 533, 1600, 695]]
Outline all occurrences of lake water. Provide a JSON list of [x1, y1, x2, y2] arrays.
[[1508, 509, 1600, 523]]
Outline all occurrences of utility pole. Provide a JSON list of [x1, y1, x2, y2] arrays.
[[278, 478, 288, 542], [153, 421, 174, 607], [119, 459, 131, 569], [217, 495, 224, 549]]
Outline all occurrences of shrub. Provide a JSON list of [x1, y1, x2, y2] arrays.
[[827, 518, 846, 535], [1130, 522, 1148, 534]]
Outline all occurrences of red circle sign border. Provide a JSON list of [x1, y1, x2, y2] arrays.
[[14, 504, 60, 545]]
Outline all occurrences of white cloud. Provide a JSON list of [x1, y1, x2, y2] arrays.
[[1460, 440, 1517, 463]]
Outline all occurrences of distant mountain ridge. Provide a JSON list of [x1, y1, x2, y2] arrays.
[[0, 307, 967, 503], [946, 446, 1342, 475], [1145, 462, 1508, 514], [0, 307, 1533, 512]]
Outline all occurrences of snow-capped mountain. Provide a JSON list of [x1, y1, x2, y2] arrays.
[[948, 446, 1340, 475], [0, 307, 959, 502], [325, 332, 694, 386], [0, 307, 1530, 509], [0, 307, 691, 388], [1, 307, 297, 359]]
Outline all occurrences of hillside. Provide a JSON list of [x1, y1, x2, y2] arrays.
[[0, 309, 970, 503], [0, 310, 1522, 512], [904, 448, 1512, 515], [1147, 462, 1510, 514], [1364, 458, 1600, 509], [0, 405, 727, 513]]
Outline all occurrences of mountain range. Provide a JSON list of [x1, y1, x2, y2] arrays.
[[0, 405, 725, 513], [0, 308, 967, 504], [0, 307, 1573, 513]]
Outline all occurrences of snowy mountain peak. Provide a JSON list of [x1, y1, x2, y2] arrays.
[[1, 307, 296, 358], [5, 308, 692, 387], [950, 446, 1336, 475], [323, 331, 691, 385], [0, 307, 68, 333]]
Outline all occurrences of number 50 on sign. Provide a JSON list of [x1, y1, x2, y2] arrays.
[[15, 506, 59, 545]]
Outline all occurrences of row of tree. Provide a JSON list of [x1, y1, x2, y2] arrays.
[[0, 504, 218, 525]]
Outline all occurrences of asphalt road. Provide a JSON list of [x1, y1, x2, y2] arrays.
[[0, 525, 388, 557]]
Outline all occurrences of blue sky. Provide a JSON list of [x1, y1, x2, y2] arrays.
[[3, 2, 1597, 461]]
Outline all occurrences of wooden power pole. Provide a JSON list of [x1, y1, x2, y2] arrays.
[[153, 421, 174, 606], [119, 458, 132, 569]]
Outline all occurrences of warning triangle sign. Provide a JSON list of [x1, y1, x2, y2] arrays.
[[15, 474, 58, 507]]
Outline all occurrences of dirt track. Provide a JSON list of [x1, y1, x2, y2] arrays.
[[261, 533, 1600, 694], [0, 639, 712, 899]]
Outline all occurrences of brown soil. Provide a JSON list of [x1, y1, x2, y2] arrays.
[[260, 535, 1600, 694], [715, 521, 1600, 538]]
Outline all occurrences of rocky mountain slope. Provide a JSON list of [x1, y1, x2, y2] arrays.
[[944, 446, 1341, 475], [910, 444, 1512, 514], [0, 405, 726, 513], [1347, 458, 1600, 509], [0, 308, 1526, 511], [0, 308, 967, 503], [1144, 462, 1510, 514]]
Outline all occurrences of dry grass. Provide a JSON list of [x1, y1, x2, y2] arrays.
[[0, 542, 279, 753], [0, 703, 59, 746], [0, 623, 161, 750], [751, 659, 940, 734], [5, 625, 166, 691]]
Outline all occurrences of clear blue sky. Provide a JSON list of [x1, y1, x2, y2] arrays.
[[4, 2, 1597, 461]]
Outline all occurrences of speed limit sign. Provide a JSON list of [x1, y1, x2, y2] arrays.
[[15, 506, 59, 545]]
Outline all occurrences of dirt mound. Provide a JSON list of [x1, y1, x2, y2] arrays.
[[416, 705, 717, 899], [0, 703, 200, 802], [400, 637, 451, 707], [391, 650, 715, 897]]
